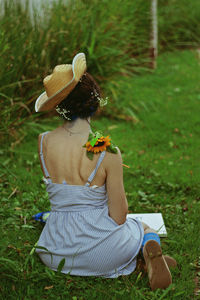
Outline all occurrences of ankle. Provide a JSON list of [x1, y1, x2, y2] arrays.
[[141, 232, 161, 254]]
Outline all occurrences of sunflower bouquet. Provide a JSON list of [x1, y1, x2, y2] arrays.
[[83, 132, 117, 160]]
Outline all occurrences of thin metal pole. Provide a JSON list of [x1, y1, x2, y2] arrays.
[[150, 0, 158, 69]]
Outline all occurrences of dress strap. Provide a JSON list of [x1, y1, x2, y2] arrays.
[[85, 151, 106, 186], [39, 132, 51, 182]]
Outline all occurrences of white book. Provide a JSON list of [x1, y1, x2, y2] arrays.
[[127, 213, 167, 237]]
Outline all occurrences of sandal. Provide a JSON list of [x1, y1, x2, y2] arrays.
[[137, 254, 177, 273], [164, 255, 177, 268], [143, 240, 172, 290]]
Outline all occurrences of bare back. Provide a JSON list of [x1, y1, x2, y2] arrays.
[[38, 119, 128, 224], [38, 127, 106, 187]]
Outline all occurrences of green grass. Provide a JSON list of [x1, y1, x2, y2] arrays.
[[1, 50, 200, 299]]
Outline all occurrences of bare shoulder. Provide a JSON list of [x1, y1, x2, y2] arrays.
[[38, 132, 47, 143], [38, 129, 55, 140], [38, 130, 52, 147], [104, 147, 123, 168]]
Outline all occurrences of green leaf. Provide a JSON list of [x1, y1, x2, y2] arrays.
[[88, 132, 95, 141], [87, 132, 104, 147], [0, 257, 17, 267], [34, 245, 51, 253], [90, 136, 99, 147], [45, 267, 55, 279], [94, 131, 102, 139], [106, 144, 118, 154], [21, 225, 35, 229], [86, 151, 94, 160], [30, 241, 38, 255], [57, 258, 66, 273]]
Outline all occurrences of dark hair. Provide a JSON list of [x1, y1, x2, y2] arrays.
[[56, 72, 101, 120]]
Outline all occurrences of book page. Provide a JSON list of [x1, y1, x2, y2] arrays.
[[127, 213, 167, 237]]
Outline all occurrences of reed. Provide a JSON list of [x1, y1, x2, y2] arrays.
[[1, 0, 200, 142], [158, 0, 200, 50], [0, 0, 151, 141]]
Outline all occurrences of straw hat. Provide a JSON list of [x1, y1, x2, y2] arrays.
[[35, 53, 87, 112]]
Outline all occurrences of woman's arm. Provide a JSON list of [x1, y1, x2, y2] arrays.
[[105, 148, 128, 225]]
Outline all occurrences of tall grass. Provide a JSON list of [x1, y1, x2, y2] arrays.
[[158, 0, 200, 50], [0, 0, 151, 142], [0, 0, 151, 90], [1, 0, 200, 143]]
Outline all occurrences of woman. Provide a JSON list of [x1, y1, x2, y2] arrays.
[[35, 53, 176, 290]]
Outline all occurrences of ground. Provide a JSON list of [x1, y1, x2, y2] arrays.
[[0, 50, 200, 299]]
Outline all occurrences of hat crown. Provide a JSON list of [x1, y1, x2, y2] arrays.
[[44, 64, 73, 98], [35, 53, 87, 112]]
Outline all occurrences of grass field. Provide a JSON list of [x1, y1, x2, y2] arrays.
[[0, 50, 200, 299]]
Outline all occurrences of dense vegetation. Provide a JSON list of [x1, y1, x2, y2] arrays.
[[0, 0, 200, 141], [1, 0, 200, 298]]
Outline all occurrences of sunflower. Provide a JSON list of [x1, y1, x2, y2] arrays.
[[86, 136, 111, 153]]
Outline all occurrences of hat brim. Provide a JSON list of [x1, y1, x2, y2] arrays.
[[35, 53, 87, 112]]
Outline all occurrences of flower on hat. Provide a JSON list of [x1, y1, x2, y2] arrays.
[[83, 132, 117, 160]]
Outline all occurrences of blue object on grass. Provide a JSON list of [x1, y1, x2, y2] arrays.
[[141, 232, 160, 253], [33, 211, 50, 223]]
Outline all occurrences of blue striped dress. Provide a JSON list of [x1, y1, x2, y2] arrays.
[[36, 132, 144, 278]]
